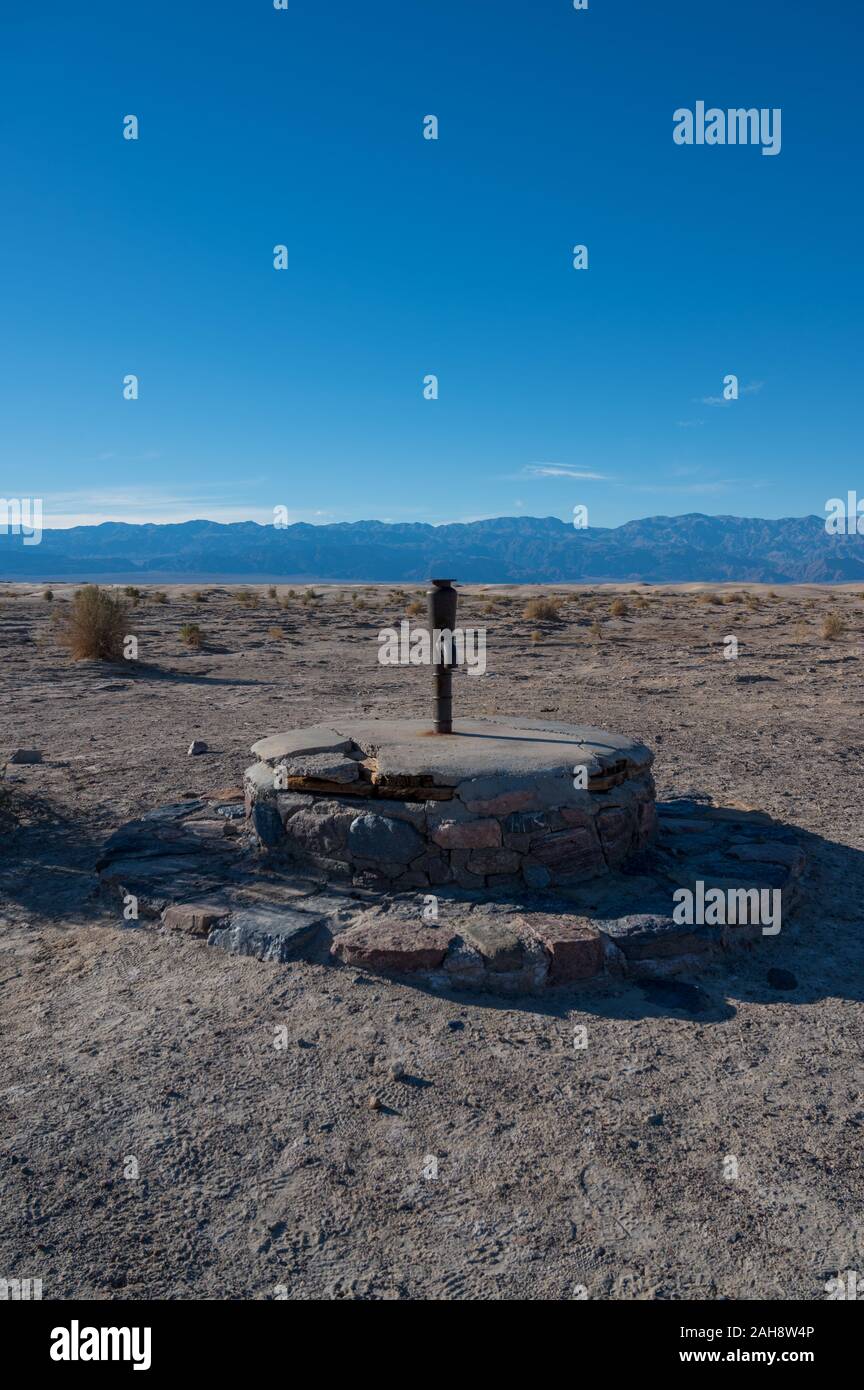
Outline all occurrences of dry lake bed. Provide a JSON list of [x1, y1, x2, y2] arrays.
[[1, 580, 863, 1300]]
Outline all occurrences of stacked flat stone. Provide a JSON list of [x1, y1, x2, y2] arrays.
[[244, 716, 657, 890]]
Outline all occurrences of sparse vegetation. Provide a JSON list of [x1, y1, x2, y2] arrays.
[[523, 597, 562, 623], [590, 619, 603, 638], [610, 597, 628, 618], [268, 586, 278, 600], [43, 589, 53, 602], [406, 599, 424, 617], [822, 612, 845, 640], [179, 623, 203, 648], [59, 585, 131, 662], [150, 590, 168, 604], [267, 625, 285, 640]]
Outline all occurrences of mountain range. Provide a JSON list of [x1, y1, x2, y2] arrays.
[[1, 514, 862, 585]]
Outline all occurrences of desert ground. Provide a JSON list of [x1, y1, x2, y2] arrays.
[[1, 580, 862, 1301]]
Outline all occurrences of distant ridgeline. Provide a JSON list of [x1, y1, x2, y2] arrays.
[[1, 514, 863, 584]]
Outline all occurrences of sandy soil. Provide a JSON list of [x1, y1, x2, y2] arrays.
[[1, 580, 863, 1301]]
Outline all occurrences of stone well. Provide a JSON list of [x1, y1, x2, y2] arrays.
[[244, 716, 657, 892]]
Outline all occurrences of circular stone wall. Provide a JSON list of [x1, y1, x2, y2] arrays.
[[244, 716, 657, 892]]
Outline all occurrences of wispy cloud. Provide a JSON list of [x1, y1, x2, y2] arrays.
[[520, 463, 609, 480], [37, 486, 328, 529]]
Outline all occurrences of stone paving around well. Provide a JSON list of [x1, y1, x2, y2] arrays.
[[96, 779, 807, 997]]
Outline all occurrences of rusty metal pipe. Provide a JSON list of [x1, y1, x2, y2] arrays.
[[427, 578, 457, 733]]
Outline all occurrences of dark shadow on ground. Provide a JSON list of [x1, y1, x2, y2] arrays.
[[1, 793, 861, 1026]]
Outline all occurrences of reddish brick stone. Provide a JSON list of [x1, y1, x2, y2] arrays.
[[462, 789, 537, 816], [530, 825, 604, 876], [519, 914, 604, 982], [466, 847, 521, 876], [598, 807, 635, 865], [332, 921, 452, 972], [161, 902, 230, 936], [431, 818, 501, 850], [638, 799, 658, 843]]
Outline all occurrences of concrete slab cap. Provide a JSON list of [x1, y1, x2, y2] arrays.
[[252, 717, 651, 787], [251, 726, 353, 764]]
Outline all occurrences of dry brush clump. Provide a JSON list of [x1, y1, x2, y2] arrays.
[[822, 612, 846, 640], [179, 623, 203, 648], [523, 596, 562, 623], [609, 597, 628, 618], [59, 585, 132, 662]]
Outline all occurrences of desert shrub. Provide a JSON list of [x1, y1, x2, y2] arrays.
[[150, 590, 168, 604], [744, 592, 760, 609], [590, 619, 603, 638], [610, 597, 628, 617], [406, 599, 424, 617], [179, 623, 203, 648], [523, 597, 561, 623], [822, 612, 845, 640], [697, 592, 722, 606], [43, 589, 53, 601], [267, 625, 285, 640], [268, 586, 278, 600], [60, 585, 130, 661], [530, 630, 541, 644], [123, 586, 141, 600], [353, 597, 367, 610], [191, 590, 207, 603]]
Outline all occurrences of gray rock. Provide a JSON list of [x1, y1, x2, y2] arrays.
[[348, 813, 423, 864], [597, 912, 714, 961], [9, 749, 42, 764], [441, 936, 486, 987], [278, 752, 359, 782], [523, 863, 552, 890], [253, 802, 285, 846], [188, 740, 208, 755], [141, 801, 206, 822], [461, 919, 524, 973], [284, 803, 353, 857], [208, 906, 326, 962]]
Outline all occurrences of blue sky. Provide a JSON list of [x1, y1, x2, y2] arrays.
[[1, 0, 861, 530]]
